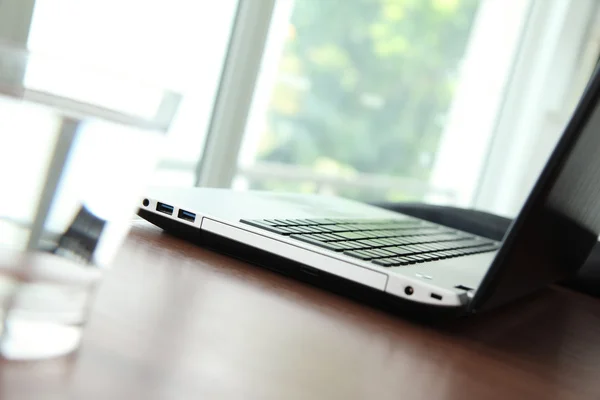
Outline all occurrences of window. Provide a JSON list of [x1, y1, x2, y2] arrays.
[[0, 0, 238, 248], [2, 0, 598, 220], [235, 0, 530, 206], [25, 0, 238, 186]]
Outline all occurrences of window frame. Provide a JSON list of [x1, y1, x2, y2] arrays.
[[473, 0, 600, 217], [0, 0, 36, 46], [193, 0, 276, 187]]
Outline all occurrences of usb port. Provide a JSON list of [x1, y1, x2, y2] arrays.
[[156, 202, 174, 215], [430, 293, 443, 301], [177, 209, 196, 222]]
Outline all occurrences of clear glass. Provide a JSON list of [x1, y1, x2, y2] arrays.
[[0, 252, 101, 360], [0, 44, 181, 360], [237, 0, 493, 204]]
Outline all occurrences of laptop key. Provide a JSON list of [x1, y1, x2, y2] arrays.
[[263, 219, 286, 226], [425, 242, 449, 251], [290, 219, 320, 226], [284, 225, 312, 234], [353, 239, 383, 248], [367, 248, 397, 258], [404, 245, 431, 254], [289, 225, 319, 234], [343, 242, 367, 251], [334, 241, 359, 250], [403, 256, 419, 264], [316, 233, 341, 241], [309, 234, 332, 242], [308, 225, 333, 233], [290, 235, 343, 252], [247, 219, 278, 226], [416, 243, 439, 251], [240, 220, 298, 235], [385, 247, 416, 256], [430, 252, 448, 259], [393, 257, 413, 265], [409, 254, 427, 262], [416, 253, 433, 260], [323, 225, 350, 232], [421, 253, 441, 261], [354, 241, 374, 250], [300, 226, 326, 234], [336, 231, 368, 240], [368, 238, 392, 247], [372, 258, 400, 267], [406, 244, 430, 252], [273, 219, 299, 226], [324, 218, 352, 224], [384, 238, 406, 246], [361, 249, 386, 258]]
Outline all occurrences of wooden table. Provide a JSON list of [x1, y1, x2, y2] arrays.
[[2, 221, 600, 400]]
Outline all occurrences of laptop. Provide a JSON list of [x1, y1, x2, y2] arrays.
[[138, 68, 600, 316]]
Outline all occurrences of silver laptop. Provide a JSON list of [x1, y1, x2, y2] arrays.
[[138, 68, 600, 315]]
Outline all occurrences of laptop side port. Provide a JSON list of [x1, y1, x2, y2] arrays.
[[177, 209, 196, 222], [430, 293, 443, 301], [156, 202, 174, 215]]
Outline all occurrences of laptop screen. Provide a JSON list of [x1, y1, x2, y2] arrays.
[[471, 67, 600, 312]]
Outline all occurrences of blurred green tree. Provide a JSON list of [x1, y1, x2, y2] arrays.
[[255, 0, 479, 200]]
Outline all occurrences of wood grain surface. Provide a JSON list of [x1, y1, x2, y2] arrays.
[[2, 220, 600, 400]]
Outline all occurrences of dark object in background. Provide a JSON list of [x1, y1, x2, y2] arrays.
[[53, 205, 106, 264], [376, 203, 600, 297]]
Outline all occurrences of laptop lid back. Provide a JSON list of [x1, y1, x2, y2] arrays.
[[469, 68, 600, 313]]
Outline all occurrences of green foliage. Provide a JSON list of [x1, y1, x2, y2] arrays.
[[255, 0, 479, 199]]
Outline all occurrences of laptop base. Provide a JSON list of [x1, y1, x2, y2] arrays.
[[139, 208, 467, 323]]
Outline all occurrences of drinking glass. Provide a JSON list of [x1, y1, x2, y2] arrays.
[[0, 43, 181, 360]]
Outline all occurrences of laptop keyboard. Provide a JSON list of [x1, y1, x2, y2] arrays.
[[240, 218, 500, 267]]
